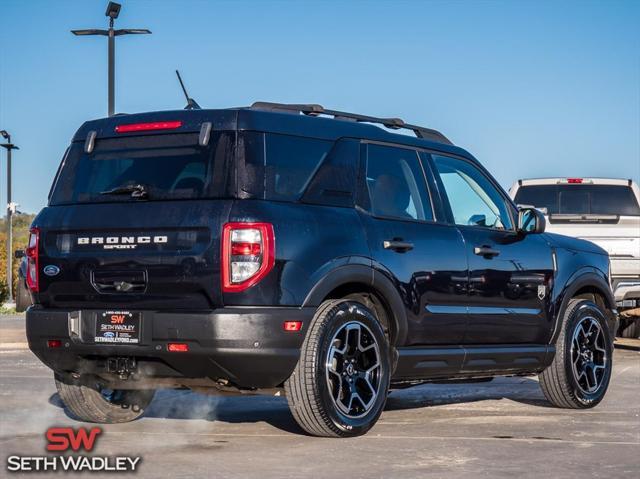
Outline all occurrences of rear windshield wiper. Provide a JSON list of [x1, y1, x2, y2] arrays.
[[100, 184, 149, 199]]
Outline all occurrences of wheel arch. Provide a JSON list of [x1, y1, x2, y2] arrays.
[[302, 265, 408, 346], [551, 269, 617, 344]]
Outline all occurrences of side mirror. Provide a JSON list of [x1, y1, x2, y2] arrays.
[[517, 204, 548, 215], [14, 249, 25, 259], [518, 207, 546, 234], [468, 214, 487, 227]]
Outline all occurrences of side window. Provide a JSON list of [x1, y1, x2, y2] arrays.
[[365, 144, 433, 221], [265, 134, 332, 200], [302, 138, 358, 208], [242, 132, 332, 201], [432, 154, 513, 230]]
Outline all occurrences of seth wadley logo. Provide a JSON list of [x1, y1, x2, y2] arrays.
[[6, 427, 142, 473], [77, 235, 168, 250]]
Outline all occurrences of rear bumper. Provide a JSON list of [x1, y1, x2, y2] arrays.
[[26, 307, 314, 389], [610, 257, 640, 277], [612, 279, 640, 303], [611, 257, 640, 304]]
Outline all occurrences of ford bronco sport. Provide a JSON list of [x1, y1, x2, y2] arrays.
[[26, 103, 618, 437]]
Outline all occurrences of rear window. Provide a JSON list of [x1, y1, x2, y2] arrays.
[[514, 184, 640, 216], [49, 132, 233, 205]]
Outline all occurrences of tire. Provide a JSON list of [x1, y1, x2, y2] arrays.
[[619, 317, 640, 339], [539, 299, 613, 408], [285, 299, 391, 437], [55, 374, 155, 423], [15, 280, 31, 313]]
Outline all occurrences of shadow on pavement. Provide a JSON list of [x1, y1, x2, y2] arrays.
[[385, 377, 553, 411], [47, 375, 555, 434]]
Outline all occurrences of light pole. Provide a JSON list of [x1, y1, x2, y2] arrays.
[[1, 130, 18, 303], [72, 2, 151, 116]]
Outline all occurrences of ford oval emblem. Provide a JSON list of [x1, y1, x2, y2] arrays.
[[43, 265, 60, 277]]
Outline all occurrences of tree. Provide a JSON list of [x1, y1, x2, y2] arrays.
[[0, 213, 36, 303]]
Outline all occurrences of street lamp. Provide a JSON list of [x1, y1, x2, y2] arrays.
[[1, 130, 19, 303], [71, 2, 151, 116]]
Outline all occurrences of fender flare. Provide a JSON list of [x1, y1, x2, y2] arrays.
[[302, 265, 409, 346], [551, 268, 617, 344]]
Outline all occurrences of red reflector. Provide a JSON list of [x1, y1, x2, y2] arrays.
[[167, 343, 189, 352], [231, 242, 262, 256], [567, 178, 583, 184], [115, 121, 182, 133], [283, 321, 302, 332], [47, 339, 62, 348]]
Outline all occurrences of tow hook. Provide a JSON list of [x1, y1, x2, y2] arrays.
[[106, 357, 137, 379]]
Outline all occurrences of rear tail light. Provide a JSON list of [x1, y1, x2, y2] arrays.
[[222, 222, 275, 292], [47, 339, 62, 348], [26, 227, 39, 292]]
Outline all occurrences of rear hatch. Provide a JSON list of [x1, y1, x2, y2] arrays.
[[33, 113, 236, 310]]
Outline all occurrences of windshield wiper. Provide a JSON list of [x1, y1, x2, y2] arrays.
[[100, 184, 149, 199]]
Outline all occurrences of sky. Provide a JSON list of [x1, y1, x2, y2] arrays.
[[1, 0, 639, 214]]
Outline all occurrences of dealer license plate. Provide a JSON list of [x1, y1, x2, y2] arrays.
[[95, 311, 140, 344]]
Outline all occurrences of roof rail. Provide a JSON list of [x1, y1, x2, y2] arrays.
[[250, 101, 452, 145]]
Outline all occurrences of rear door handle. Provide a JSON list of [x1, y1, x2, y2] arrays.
[[383, 240, 414, 252], [474, 245, 500, 257]]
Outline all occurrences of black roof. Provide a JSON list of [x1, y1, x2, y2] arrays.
[[72, 103, 474, 160]]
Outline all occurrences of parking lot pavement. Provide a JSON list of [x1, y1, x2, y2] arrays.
[[0, 315, 638, 478], [0, 314, 28, 348]]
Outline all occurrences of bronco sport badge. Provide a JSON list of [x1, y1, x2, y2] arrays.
[[76, 235, 168, 250]]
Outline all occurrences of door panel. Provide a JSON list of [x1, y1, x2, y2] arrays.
[[362, 215, 469, 345], [460, 227, 553, 344]]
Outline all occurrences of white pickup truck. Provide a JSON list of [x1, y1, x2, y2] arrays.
[[509, 178, 640, 338]]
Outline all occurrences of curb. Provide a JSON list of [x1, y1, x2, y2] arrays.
[[0, 342, 29, 350]]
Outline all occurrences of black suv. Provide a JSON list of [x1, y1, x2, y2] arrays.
[[26, 102, 618, 437]]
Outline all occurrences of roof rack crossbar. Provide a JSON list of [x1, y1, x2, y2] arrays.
[[250, 101, 452, 145]]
